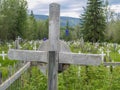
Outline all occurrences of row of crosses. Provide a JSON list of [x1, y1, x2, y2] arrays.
[[0, 36, 21, 60], [7, 3, 105, 90]]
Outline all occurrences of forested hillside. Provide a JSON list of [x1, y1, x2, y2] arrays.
[[34, 15, 80, 27]]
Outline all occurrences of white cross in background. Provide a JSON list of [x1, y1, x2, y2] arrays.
[[95, 43, 99, 48], [33, 42, 37, 51], [15, 36, 22, 49], [78, 51, 81, 54], [99, 47, 103, 52], [78, 66, 81, 77], [106, 49, 111, 57], [8, 44, 12, 50], [17, 36, 21, 41], [101, 51, 105, 62], [0, 51, 7, 60], [118, 49, 120, 54], [106, 44, 110, 48]]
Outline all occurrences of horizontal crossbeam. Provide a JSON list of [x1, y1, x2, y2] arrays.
[[8, 49, 48, 63], [8, 50, 104, 66], [59, 52, 103, 65], [0, 62, 30, 90], [103, 62, 120, 66]]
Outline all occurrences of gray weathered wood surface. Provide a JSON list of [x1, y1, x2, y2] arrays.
[[8, 49, 47, 62], [103, 62, 120, 66], [49, 3, 60, 51], [8, 49, 103, 66], [47, 3, 60, 90], [48, 51, 57, 90], [59, 52, 102, 65], [0, 62, 30, 90], [38, 40, 70, 52]]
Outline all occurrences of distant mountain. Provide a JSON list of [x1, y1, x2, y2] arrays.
[[34, 15, 80, 27]]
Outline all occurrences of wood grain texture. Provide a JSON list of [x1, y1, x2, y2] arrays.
[[103, 62, 120, 66], [38, 40, 70, 52], [59, 52, 102, 65], [48, 3, 60, 90], [48, 51, 58, 90], [8, 49, 48, 62], [49, 3, 60, 51]]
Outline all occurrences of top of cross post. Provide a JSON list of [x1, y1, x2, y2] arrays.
[[49, 3, 60, 51], [16, 36, 21, 41], [50, 3, 60, 7]]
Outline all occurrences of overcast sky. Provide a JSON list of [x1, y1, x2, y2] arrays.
[[27, 0, 120, 18]]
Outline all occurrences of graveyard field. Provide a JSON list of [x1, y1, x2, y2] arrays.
[[1, 40, 120, 90]]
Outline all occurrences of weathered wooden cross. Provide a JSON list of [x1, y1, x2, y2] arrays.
[[8, 3, 104, 90], [8, 44, 12, 50], [0, 51, 7, 60]]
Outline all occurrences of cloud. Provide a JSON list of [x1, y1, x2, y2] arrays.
[[27, 0, 87, 18], [109, 4, 120, 13], [27, 0, 120, 18], [61, 12, 80, 18], [27, 0, 65, 9]]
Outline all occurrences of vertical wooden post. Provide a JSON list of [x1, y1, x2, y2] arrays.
[[49, 3, 60, 51], [48, 51, 57, 90], [15, 40, 20, 49], [15, 36, 21, 49], [0, 71, 2, 84], [48, 3, 60, 90]]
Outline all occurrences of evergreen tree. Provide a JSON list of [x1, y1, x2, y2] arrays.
[[35, 19, 49, 40], [0, 0, 27, 41], [43, 19, 49, 39], [80, 0, 106, 42], [25, 11, 37, 40], [16, 0, 27, 39]]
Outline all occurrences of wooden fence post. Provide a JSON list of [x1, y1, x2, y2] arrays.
[[0, 71, 2, 84], [48, 51, 58, 90]]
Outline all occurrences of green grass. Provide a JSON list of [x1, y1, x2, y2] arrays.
[[1, 41, 120, 89]]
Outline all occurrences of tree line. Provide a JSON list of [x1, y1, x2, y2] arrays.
[[0, 0, 48, 41], [0, 0, 120, 43]]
